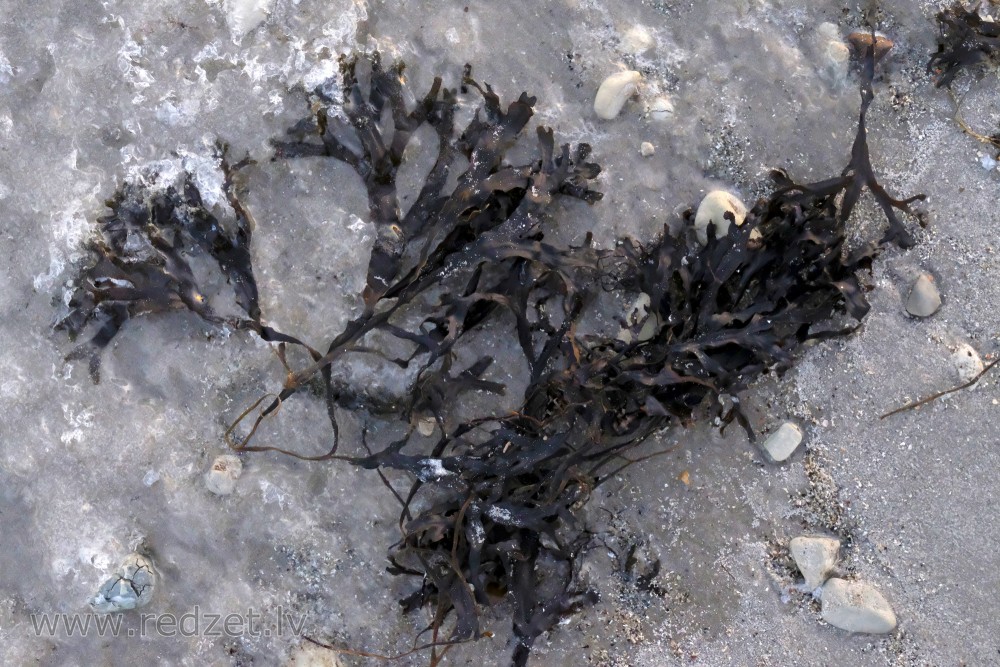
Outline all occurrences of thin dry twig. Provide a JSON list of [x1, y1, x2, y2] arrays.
[[880, 357, 999, 419]]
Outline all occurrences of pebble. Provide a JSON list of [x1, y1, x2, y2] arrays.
[[821, 578, 897, 634], [621, 25, 655, 54], [205, 454, 243, 495], [618, 293, 659, 343], [980, 154, 998, 171], [761, 422, 802, 462], [640, 141, 655, 157], [952, 343, 984, 383], [417, 416, 437, 437], [693, 190, 748, 245], [847, 32, 894, 62], [646, 95, 674, 122], [905, 273, 941, 317], [594, 71, 642, 120], [90, 553, 156, 613], [790, 535, 840, 590]]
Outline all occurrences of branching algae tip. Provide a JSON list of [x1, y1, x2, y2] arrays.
[[57, 41, 923, 666]]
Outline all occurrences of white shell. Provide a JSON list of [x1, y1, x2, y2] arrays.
[[646, 95, 674, 121], [205, 454, 243, 495], [952, 343, 984, 383], [594, 71, 642, 120], [693, 190, 748, 245]]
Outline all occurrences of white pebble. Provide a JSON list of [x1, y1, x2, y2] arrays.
[[639, 141, 655, 157], [621, 25, 655, 54], [646, 95, 674, 121], [694, 190, 750, 245], [952, 343, 984, 383], [594, 71, 642, 120], [821, 578, 897, 634], [761, 422, 802, 462], [205, 454, 243, 495], [417, 416, 437, 437], [981, 154, 998, 171], [91, 553, 157, 613], [905, 273, 941, 317], [790, 535, 840, 590]]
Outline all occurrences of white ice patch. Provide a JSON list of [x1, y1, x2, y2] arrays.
[[33, 191, 98, 292], [417, 458, 453, 481], [486, 505, 513, 524], [0, 50, 13, 85], [281, 1, 368, 95], [223, 0, 275, 39], [117, 29, 155, 90]]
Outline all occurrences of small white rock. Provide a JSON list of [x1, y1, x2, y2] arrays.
[[205, 454, 243, 495], [91, 553, 156, 613], [952, 343, 984, 383], [694, 190, 748, 245], [761, 422, 802, 462], [639, 141, 655, 157], [905, 273, 941, 317], [594, 70, 642, 120], [646, 95, 674, 121], [981, 154, 998, 171], [417, 416, 437, 437], [790, 535, 840, 590], [621, 25, 655, 54], [821, 578, 897, 634]]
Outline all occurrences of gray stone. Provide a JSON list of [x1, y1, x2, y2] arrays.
[[905, 274, 941, 317], [639, 141, 655, 157], [594, 71, 641, 120], [90, 553, 156, 613], [821, 578, 897, 634], [205, 454, 243, 495], [789, 535, 840, 590], [761, 422, 802, 462]]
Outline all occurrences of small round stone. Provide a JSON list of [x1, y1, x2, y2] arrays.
[[205, 454, 243, 496], [952, 343, 984, 383], [905, 273, 941, 318], [847, 32, 894, 62], [693, 190, 748, 245], [594, 70, 642, 120], [621, 25, 655, 54], [639, 141, 655, 157], [646, 95, 674, 121], [790, 535, 840, 590], [417, 416, 437, 437], [821, 578, 897, 634], [761, 422, 802, 462]]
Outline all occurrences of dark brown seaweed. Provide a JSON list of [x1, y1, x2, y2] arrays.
[[929, 2, 1000, 87], [57, 43, 920, 666]]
